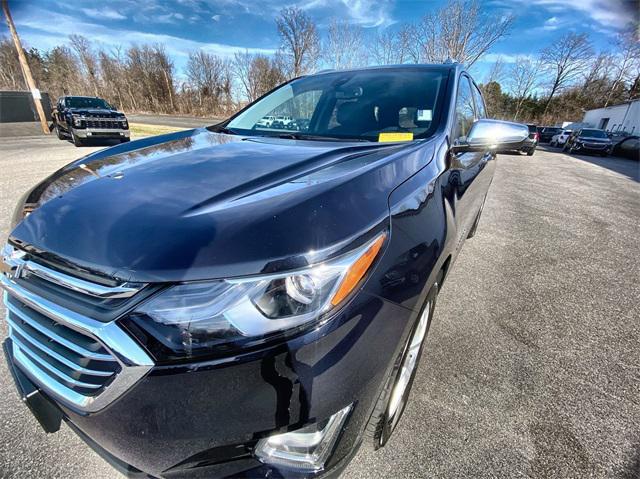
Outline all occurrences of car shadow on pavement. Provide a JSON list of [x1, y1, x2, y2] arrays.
[[569, 153, 639, 182]]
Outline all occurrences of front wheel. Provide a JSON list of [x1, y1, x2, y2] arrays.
[[54, 124, 65, 140], [365, 278, 440, 449], [526, 149, 535, 156], [71, 131, 84, 147]]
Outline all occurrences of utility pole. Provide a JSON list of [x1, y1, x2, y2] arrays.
[[2, 0, 50, 134]]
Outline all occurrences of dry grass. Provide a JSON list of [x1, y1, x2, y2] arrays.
[[128, 123, 186, 137]]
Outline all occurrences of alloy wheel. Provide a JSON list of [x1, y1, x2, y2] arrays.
[[379, 296, 434, 446]]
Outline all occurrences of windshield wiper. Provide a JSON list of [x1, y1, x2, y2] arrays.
[[214, 126, 238, 135], [275, 133, 372, 142]]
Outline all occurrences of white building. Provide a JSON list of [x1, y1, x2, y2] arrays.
[[582, 99, 640, 134]]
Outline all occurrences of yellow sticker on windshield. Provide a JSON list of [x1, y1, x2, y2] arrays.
[[378, 132, 414, 142]]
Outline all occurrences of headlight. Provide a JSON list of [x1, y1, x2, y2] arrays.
[[124, 233, 386, 361], [72, 114, 84, 127]]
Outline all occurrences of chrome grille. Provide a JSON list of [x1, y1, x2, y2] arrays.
[[6, 295, 120, 396], [83, 117, 126, 129], [1, 244, 153, 413]]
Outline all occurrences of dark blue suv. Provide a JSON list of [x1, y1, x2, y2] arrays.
[[2, 64, 528, 478]]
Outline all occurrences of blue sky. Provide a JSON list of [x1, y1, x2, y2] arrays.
[[2, 0, 637, 81]]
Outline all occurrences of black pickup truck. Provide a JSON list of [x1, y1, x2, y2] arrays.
[[53, 96, 130, 146]]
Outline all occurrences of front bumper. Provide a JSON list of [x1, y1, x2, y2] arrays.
[[73, 128, 130, 139], [571, 142, 611, 153], [4, 290, 415, 478]]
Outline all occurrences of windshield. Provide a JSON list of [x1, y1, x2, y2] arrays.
[[580, 129, 607, 138], [544, 128, 562, 133], [225, 68, 449, 142], [66, 97, 112, 109]]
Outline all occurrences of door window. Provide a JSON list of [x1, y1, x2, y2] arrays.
[[453, 76, 476, 142], [471, 84, 487, 119]]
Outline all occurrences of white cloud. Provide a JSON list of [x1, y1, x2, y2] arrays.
[[81, 7, 127, 20], [15, 8, 276, 77], [212, 14, 221, 21], [203, 0, 396, 27], [482, 53, 535, 63], [302, 0, 396, 28], [543, 16, 559, 30], [517, 0, 634, 29], [150, 12, 186, 23]]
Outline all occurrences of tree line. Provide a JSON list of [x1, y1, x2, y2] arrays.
[[1, 0, 638, 125]]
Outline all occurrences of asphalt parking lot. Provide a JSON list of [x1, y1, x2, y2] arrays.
[[0, 136, 638, 478]]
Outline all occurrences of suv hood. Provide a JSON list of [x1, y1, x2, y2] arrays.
[[11, 128, 433, 282], [67, 108, 122, 116], [578, 137, 610, 143]]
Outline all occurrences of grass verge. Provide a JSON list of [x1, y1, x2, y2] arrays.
[[129, 123, 187, 137]]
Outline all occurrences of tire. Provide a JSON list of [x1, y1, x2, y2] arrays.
[[71, 131, 84, 147], [526, 149, 535, 156], [365, 276, 441, 449], [120, 138, 130, 143], [54, 124, 65, 140]]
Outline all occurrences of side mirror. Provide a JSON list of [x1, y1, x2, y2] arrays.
[[452, 119, 529, 153]]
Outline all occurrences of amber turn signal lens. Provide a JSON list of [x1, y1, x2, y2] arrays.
[[331, 233, 386, 306]]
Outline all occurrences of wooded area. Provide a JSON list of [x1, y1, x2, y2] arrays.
[[1, 0, 638, 125]]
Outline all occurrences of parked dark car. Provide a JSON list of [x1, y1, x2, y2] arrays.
[[611, 135, 639, 160], [538, 126, 562, 143], [292, 118, 311, 131], [521, 124, 538, 155], [563, 128, 613, 156], [2, 64, 528, 479], [53, 96, 130, 147]]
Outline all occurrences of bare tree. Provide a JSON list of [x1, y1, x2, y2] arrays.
[[233, 51, 286, 103], [414, 0, 514, 67], [605, 32, 640, 106], [507, 56, 540, 121], [232, 51, 255, 102], [325, 18, 366, 70], [396, 24, 419, 64], [252, 54, 286, 98], [582, 52, 613, 88], [372, 31, 396, 65], [540, 32, 593, 115], [484, 56, 506, 85], [125, 44, 176, 113], [186, 50, 232, 114], [98, 47, 127, 109], [276, 7, 320, 78], [0, 37, 24, 89], [45, 46, 83, 97], [69, 34, 100, 96]]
